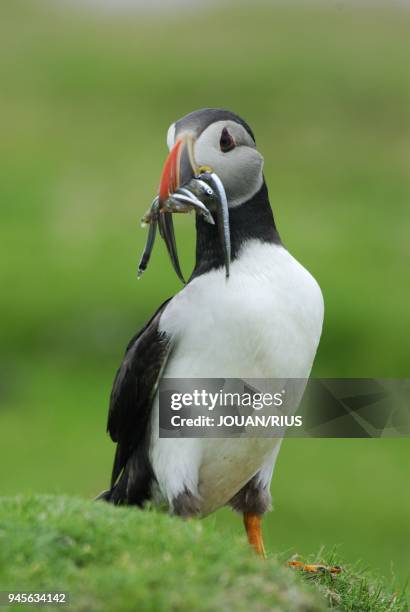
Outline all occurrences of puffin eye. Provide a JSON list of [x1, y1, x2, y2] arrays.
[[219, 127, 235, 153]]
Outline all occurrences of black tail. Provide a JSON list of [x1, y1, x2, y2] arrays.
[[95, 489, 113, 502], [95, 446, 154, 507]]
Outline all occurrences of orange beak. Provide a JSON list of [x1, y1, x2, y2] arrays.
[[158, 135, 197, 204], [138, 134, 231, 282]]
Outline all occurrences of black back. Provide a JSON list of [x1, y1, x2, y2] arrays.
[[102, 299, 171, 506]]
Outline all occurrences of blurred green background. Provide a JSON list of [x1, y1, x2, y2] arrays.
[[1, 0, 409, 586]]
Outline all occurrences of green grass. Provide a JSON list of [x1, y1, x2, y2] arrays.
[[0, 495, 407, 612], [0, 0, 409, 593]]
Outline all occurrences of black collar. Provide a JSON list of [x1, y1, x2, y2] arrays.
[[189, 180, 281, 281]]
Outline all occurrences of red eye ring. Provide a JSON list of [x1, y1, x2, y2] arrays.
[[220, 127, 235, 153]]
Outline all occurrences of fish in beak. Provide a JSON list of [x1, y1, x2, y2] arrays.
[[137, 135, 231, 282]]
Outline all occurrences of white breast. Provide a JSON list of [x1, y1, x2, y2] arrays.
[[160, 241, 323, 378], [150, 241, 324, 514]]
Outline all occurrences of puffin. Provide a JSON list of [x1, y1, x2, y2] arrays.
[[99, 108, 324, 559]]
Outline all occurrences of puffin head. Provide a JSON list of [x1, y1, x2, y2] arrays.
[[162, 108, 264, 209], [138, 109, 277, 283]]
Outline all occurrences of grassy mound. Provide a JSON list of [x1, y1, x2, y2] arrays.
[[0, 496, 406, 611]]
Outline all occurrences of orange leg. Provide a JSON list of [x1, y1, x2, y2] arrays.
[[243, 512, 266, 559]]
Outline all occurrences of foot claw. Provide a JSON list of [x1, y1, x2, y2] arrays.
[[287, 561, 342, 574]]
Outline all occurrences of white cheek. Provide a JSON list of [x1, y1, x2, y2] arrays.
[[195, 143, 264, 207], [195, 145, 225, 173], [226, 150, 264, 207]]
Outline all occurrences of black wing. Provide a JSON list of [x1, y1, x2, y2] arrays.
[[101, 298, 172, 505]]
